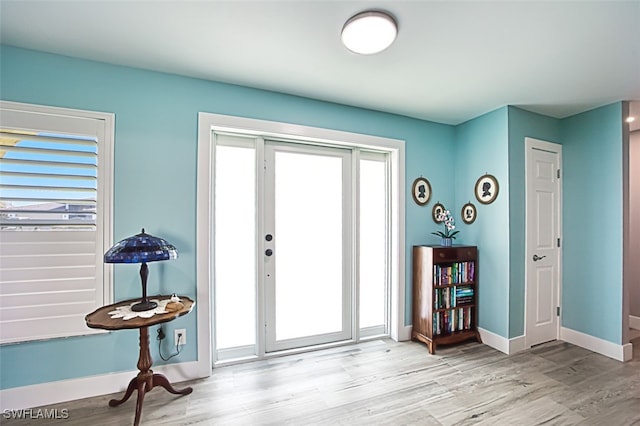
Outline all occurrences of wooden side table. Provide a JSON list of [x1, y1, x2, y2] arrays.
[[85, 295, 195, 426]]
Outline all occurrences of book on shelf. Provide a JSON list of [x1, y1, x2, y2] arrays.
[[455, 297, 473, 306], [433, 261, 476, 285], [432, 306, 474, 335], [434, 285, 474, 308], [455, 286, 473, 296]]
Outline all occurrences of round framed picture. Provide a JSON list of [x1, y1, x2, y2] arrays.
[[411, 177, 431, 206], [461, 202, 477, 224], [475, 174, 499, 204], [432, 202, 445, 223]]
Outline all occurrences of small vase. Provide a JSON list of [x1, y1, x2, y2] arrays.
[[441, 237, 452, 247]]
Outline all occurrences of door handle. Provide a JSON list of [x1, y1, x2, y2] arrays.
[[532, 254, 546, 262]]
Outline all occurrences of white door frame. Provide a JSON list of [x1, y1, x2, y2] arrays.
[[524, 137, 562, 349], [196, 112, 406, 373]]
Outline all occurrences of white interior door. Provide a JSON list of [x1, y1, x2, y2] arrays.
[[525, 137, 562, 347], [264, 141, 352, 352]]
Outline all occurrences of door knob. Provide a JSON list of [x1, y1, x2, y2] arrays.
[[265, 249, 273, 256], [532, 254, 546, 261]]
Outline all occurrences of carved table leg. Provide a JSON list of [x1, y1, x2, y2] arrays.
[[108, 326, 193, 426], [152, 373, 193, 395], [133, 378, 147, 426], [109, 376, 138, 407]]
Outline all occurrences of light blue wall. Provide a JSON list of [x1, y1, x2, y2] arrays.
[[0, 45, 455, 389], [507, 107, 561, 338], [0, 45, 628, 391], [455, 104, 626, 345], [405, 124, 456, 325], [454, 108, 510, 338], [561, 103, 624, 344]]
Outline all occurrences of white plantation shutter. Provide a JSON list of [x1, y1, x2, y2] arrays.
[[0, 101, 113, 344], [0, 129, 98, 227]]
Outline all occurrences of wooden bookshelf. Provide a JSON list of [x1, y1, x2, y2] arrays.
[[412, 245, 481, 354]]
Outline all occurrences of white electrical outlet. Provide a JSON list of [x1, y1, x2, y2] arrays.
[[174, 328, 186, 346]]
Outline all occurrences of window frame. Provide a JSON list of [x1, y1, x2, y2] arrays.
[[0, 100, 114, 344]]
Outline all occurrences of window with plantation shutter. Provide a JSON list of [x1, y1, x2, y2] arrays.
[[0, 101, 114, 344]]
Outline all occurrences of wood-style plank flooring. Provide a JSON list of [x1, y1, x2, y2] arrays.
[[5, 333, 640, 425]]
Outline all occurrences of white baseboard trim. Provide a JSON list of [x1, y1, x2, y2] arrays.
[[508, 334, 527, 354], [0, 360, 209, 411], [478, 327, 508, 354], [398, 325, 412, 342], [477, 328, 526, 355], [623, 342, 633, 361], [630, 315, 640, 330], [560, 326, 632, 362]]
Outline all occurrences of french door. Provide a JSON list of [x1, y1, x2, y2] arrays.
[[213, 133, 388, 361], [264, 141, 352, 352]]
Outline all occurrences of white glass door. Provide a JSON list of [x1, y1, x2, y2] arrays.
[[359, 152, 389, 337], [212, 132, 391, 362], [213, 134, 257, 361], [264, 141, 352, 352]]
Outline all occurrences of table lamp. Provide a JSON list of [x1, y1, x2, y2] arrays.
[[104, 228, 178, 312]]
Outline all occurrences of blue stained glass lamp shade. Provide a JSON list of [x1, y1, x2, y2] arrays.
[[104, 229, 177, 263], [104, 229, 178, 311]]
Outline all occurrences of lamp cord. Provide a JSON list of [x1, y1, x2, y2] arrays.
[[158, 329, 182, 361]]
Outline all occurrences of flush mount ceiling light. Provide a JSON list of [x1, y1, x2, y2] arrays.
[[341, 10, 397, 55]]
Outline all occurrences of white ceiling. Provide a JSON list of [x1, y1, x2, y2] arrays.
[[1, 0, 639, 127]]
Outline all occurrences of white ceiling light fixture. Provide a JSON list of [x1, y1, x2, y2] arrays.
[[341, 10, 397, 55]]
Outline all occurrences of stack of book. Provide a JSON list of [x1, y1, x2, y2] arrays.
[[433, 261, 475, 285], [454, 286, 474, 306], [432, 307, 473, 335], [433, 285, 474, 309]]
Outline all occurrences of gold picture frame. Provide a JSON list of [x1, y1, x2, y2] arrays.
[[475, 174, 499, 204], [461, 202, 477, 224], [432, 202, 445, 223], [411, 177, 431, 206]]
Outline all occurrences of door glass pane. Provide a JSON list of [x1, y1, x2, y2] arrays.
[[214, 144, 255, 349], [359, 157, 387, 329], [274, 151, 343, 340]]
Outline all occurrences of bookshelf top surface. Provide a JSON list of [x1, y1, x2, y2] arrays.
[[414, 245, 477, 248]]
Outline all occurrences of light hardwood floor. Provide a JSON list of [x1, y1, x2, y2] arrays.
[[5, 335, 640, 425]]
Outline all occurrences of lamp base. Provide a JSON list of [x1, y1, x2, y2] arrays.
[[131, 300, 158, 312]]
